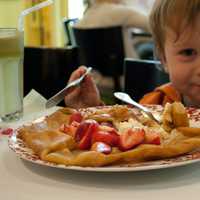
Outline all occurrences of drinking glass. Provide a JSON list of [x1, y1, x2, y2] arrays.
[[0, 28, 24, 122]]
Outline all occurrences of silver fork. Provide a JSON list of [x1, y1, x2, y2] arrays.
[[45, 67, 92, 108], [114, 92, 161, 124]]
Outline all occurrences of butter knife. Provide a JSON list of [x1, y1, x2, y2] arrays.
[[45, 67, 92, 108]]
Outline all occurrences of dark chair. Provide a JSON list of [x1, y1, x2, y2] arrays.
[[131, 28, 154, 60], [72, 26, 125, 91], [124, 58, 169, 102], [24, 46, 79, 100]]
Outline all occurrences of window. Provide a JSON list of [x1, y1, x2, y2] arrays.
[[68, 0, 84, 19]]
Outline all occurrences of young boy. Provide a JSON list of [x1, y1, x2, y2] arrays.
[[65, 0, 200, 108]]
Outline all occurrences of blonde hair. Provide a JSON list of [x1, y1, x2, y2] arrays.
[[150, 0, 200, 57]]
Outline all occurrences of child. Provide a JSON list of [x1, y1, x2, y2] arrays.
[[65, 0, 200, 108], [140, 0, 200, 107]]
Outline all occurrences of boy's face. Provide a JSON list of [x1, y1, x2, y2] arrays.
[[162, 15, 200, 106]]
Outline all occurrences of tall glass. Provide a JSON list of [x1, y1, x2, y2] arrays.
[[0, 28, 24, 122]]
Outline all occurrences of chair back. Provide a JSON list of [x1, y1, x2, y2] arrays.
[[24, 46, 78, 100], [124, 58, 169, 101], [72, 26, 125, 90]]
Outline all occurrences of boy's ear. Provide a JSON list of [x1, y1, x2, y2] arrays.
[[160, 53, 169, 73]]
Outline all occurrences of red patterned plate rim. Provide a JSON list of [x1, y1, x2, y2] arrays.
[[8, 105, 200, 172]]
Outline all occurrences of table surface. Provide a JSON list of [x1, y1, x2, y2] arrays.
[[1, 135, 200, 200]]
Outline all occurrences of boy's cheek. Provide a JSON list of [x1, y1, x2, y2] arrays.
[[170, 71, 190, 90]]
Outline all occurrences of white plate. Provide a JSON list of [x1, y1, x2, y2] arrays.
[[8, 105, 200, 172]]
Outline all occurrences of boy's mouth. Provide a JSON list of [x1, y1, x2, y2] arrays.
[[192, 84, 200, 89]]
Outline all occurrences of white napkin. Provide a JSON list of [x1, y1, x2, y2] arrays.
[[0, 89, 60, 129]]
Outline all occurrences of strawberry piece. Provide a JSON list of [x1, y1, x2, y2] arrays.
[[59, 121, 80, 137], [119, 129, 145, 151], [100, 121, 114, 128], [69, 112, 83, 124], [75, 119, 97, 142], [75, 119, 99, 150], [92, 129, 119, 147], [91, 142, 112, 154], [1, 128, 13, 136], [78, 129, 93, 150], [144, 131, 161, 145]]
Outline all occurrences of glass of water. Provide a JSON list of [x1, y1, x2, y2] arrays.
[[0, 28, 24, 122]]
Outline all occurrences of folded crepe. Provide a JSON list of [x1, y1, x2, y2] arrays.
[[17, 104, 200, 167]]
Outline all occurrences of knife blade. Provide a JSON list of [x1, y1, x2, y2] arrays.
[[45, 67, 92, 108]]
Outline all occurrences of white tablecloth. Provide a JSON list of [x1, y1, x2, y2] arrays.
[[1, 90, 200, 200], [1, 134, 200, 200]]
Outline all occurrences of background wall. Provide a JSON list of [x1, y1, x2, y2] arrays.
[[54, 0, 68, 46], [0, 0, 23, 28], [0, 0, 68, 47]]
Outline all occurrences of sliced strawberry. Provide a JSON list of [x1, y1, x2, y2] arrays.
[[75, 119, 97, 141], [144, 131, 161, 145], [100, 121, 114, 128], [59, 121, 80, 137], [92, 129, 119, 147], [119, 128, 145, 151], [75, 119, 99, 150], [91, 142, 112, 154], [1, 128, 13, 136], [69, 112, 83, 124], [78, 130, 93, 150]]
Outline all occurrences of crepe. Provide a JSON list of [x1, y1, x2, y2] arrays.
[[162, 102, 189, 131], [17, 103, 200, 167]]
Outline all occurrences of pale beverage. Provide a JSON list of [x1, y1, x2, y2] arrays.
[[0, 28, 24, 121]]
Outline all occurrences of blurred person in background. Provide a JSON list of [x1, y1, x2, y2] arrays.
[[75, 0, 150, 58], [125, 0, 155, 15]]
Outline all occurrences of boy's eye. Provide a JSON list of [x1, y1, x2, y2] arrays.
[[178, 48, 197, 56]]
